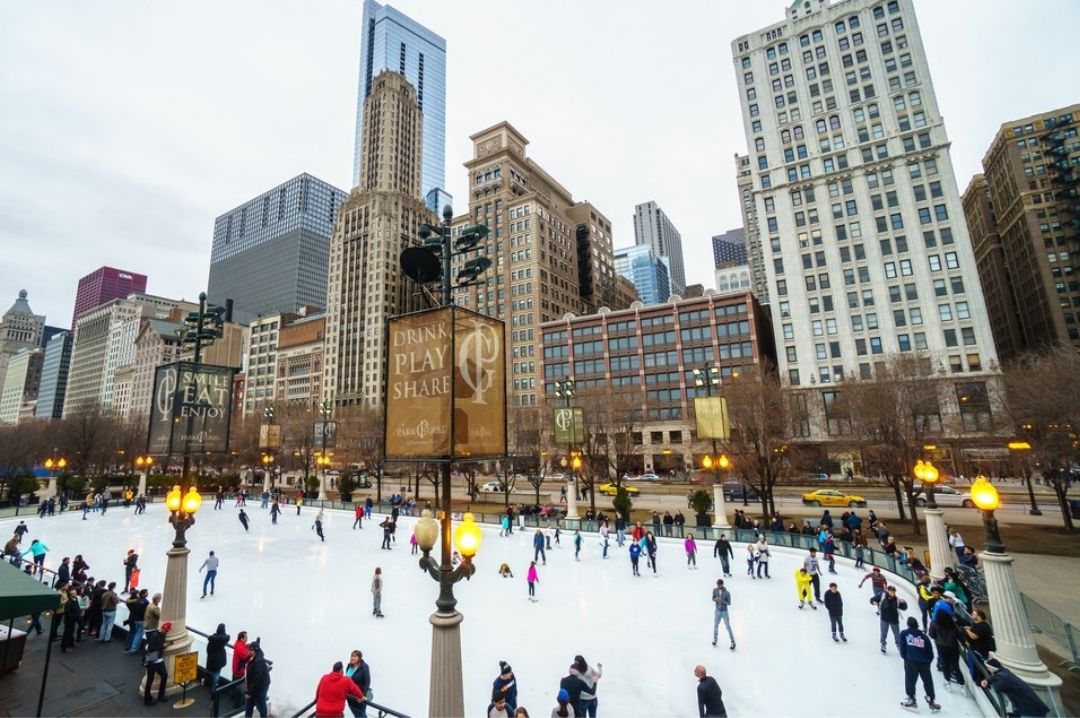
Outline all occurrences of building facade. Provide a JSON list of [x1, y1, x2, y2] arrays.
[[614, 244, 671, 305], [71, 267, 147, 328], [962, 105, 1080, 361], [736, 154, 769, 302], [34, 331, 72, 420], [712, 227, 749, 267], [275, 313, 325, 406], [715, 265, 753, 296], [352, 0, 446, 199], [0, 348, 43, 425], [207, 173, 348, 324], [540, 291, 773, 472], [568, 202, 634, 314], [0, 290, 45, 397], [633, 201, 686, 295], [125, 319, 185, 420], [326, 71, 436, 409]]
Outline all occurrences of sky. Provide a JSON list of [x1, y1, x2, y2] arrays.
[[2, 0, 1079, 328]]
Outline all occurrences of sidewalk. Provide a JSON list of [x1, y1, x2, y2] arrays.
[[1010, 552, 1080, 628]]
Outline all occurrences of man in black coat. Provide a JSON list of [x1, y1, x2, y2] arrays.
[[558, 666, 589, 716], [981, 658, 1050, 717], [694, 665, 726, 717], [713, 535, 733, 577], [245, 640, 272, 718]]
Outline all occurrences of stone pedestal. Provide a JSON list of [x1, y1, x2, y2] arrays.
[[981, 550, 1063, 710], [46, 476, 57, 497], [141, 544, 194, 698], [712, 483, 731, 529], [137, 472, 147, 498], [262, 470, 271, 494], [565, 480, 579, 519], [428, 610, 465, 718], [923, 507, 953, 581], [317, 474, 328, 501]]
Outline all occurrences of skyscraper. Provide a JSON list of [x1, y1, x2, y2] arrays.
[[325, 71, 436, 408], [0, 290, 45, 399], [733, 0, 996, 397], [736, 153, 769, 302], [207, 173, 348, 325], [712, 228, 748, 267], [35, 330, 72, 420], [614, 245, 671, 306], [633, 201, 685, 295], [352, 0, 446, 199], [962, 104, 1080, 361], [71, 267, 147, 327]]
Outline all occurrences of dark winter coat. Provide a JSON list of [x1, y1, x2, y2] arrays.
[[697, 676, 727, 717], [350, 660, 371, 696], [629, 544, 641, 562], [928, 618, 960, 650], [899, 627, 934, 664], [645, 536, 657, 556], [987, 667, 1050, 717], [558, 673, 588, 714], [879, 594, 907, 624], [533, 533, 544, 550], [492, 673, 517, 710], [714, 539, 733, 559], [246, 652, 272, 697], [823, 590, 843, 617], [206, 626, 230, 673], [57, 562, 71, 585]]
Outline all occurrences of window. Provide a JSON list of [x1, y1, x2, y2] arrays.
[[956, 382, 993, 432], [945, 252, 959, 269]]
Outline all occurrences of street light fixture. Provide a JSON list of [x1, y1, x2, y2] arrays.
[[693, 363, 732, 526], [42, 451, 67, 499], [915, 459, 951, 581], [134, 455, 154, 498], [970, 475, 1005, 554]]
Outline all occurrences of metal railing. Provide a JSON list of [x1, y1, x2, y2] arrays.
[[1020, 593, 1080, 670], [290, 698, 409, 718]]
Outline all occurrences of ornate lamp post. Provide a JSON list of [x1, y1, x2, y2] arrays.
[[414, 508, 482, 716], [260, 454, 274, 493], [914, 459, 951, 581], [969, 477, 1063, 710], [317, 401, 333, 500], [314, 452, 331, 500], [42, 453, 66, 498], [693, 363, 733, 525], [1007, 440, 1042, 516], [147, 485, 202, 698], [553, 380, 578, 519], [701, 453, 732, 529], [134, 455, 154, 498]]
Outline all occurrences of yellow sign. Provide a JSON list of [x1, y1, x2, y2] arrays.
[[173, 651, 199, 685], [694, 397, 730, 440]]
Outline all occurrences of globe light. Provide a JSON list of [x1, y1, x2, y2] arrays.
[[415, 509, 440, 553], [718, 454, 731, 470], [571, 456, 582, 471], [454, 513, 482, 559], [921, 461, 940, 484], [166, 485, 183, 512], [702, 455, 713, 470], [44, 459, 53, 470], [971, 476, 1000, 512], [182, 487, 202, 514]]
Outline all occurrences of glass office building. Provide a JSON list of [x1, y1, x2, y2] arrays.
[[207, 173, 348, 324], [614, 245, 672, 306], [352, 0, 446, 199], [34, 330, 72, 419]]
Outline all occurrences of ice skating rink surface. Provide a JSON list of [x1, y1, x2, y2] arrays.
[[1, 503, 984, 717]]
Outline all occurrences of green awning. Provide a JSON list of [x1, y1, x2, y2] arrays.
[[0, 562, 60, 621]]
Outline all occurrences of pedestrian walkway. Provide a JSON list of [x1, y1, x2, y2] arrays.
[[1010, 552, 1080, 628]]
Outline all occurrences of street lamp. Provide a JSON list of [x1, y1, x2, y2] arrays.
[[971, 475, 1005, 554], [42, 451, 67, 498], [260, 454, 274, 493], [701, 452, 732, 529], [915, 459, 951, 581], [554, 380, 579, 520], [694, 363, 732, 526], [318, 400, 333, 500], [1007, 440, 1042, 516], [134, 455, 154, 497]]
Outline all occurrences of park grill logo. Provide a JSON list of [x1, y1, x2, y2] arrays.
[[147, 362, 236, 455]]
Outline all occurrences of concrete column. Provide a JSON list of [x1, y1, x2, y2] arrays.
[[428, 610, 465, 717], [981, 550, 1063, 708], [565, 479, 579, 519], [46, 476, 57, 497], [712, 483, 731, 529], [317, 474, 328, 501], [262, 470, 271, 494], [143, 544, 194, 698], [923, 507, 952, 581], [137, 472, 147, 498]]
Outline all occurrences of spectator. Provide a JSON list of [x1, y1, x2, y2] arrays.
[[99, 582, 119, 643], [143, 622, 172, 706], [244, 639, 271, 718], [980, 658, 1050, 717], [964, 610, 996, 659], [206, 623, 230, 690], [315, 661, 363, 718], [693, 665, 726, 717], [233, 630, 251, 681], [345, 649, 371, 718]]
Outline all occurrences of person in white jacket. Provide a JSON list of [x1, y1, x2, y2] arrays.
[[755, 537, 771, 578], [572, 655, 602, 718]]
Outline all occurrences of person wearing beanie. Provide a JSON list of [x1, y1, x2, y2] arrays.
[[980, 658, 1050, 717], [878, 586, 908, 654], [245, 639, 272, 718], [206, 623, 230, 690], [143, 622, 171, 705], [492, 662, 518, 712], [315, 661, 363, 717], [558, 665, 588, 716], [899, 616, 939, 712], [551, 688, 574, 718]]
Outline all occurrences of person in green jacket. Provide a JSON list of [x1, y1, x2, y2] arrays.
[[21, 539, 49, 576]]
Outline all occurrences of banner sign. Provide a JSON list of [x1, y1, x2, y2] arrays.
[[694, 396, 730, 440], [552, 407, 585, 445], [259, 424, 282, 451], [313, 421, 337, 447], [147, 362, 236, 455], [385, 306, 506, 460]]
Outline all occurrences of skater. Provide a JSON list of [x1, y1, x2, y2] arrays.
[[645, 531, 658, 575], [526, 560, 539, 601], [20, 539, 49, 576], [629, 541, 641, 577], [859, 567, 888, 608], [713, 534, 733, 576], [500, 514, 510, 537], [694, 666, 727, 718], [364, 496, 373, 519], [614, 515, 626, 546], [215, 490, 224, 510], [410, 529, 419, 555], [371, 567, 384, 618], [551, 689, 572, 718], [380, 517, 392, 549], [354, 503, 364, 530], [533, 529, 547, 565], [199, 550, 219, 598], [123, 549, 139, 592], [492, 661, 518, 713], [824, 582, 847, 642], [928, 610, 965, 690], [802, 548, 824, 601], [270, 499, 281, 525], [558, 666, 588, 717], [878, 585, 908, 654], [573, 530, 582, 561], [980, 658, 1050, 717], [498, 563, 514, 578], [755, 537, 771, 578], [685, 533, 698, 568], [600, 522, 610, 559], [795, 567, 816, 609], [746, 542, 757, 578], [712, 579, 735, 650], [295, 493, 303, 516], [314, 509, 325, 542], [823, 534, 837, 574], [238, 508, 250, 532], [143, 622, 171, 705], [573, 655, 602, 718], [899, 616, 940, 712]]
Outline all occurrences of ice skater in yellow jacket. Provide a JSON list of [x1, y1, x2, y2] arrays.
[[795, 567, 817, 609]]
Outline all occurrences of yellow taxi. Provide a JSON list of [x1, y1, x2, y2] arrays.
[[801, 488, 867, 508], [598, 482, 640, 496]]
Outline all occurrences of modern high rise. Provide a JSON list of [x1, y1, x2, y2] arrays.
[[962, 104, 1080, 361], [712, 228, 748, 267], [0, 348, 43, 425], [568, 202, 636, 313], [732, 0, 997, 402], [614, 245, 671, 306], [325, 71, 436, 409], [207, 173, 348, 325], [71, 267, 147, 327], [352, 0, 446, 199], [633, 201, 686, 295], [34, 330, 72, 420]]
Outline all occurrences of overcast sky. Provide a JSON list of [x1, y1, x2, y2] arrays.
[[2, 0, 1078, 327]]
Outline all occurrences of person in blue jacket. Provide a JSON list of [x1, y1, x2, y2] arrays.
[[533, 529, 546, 565], [491, 661, 518, 712], [629, 542, 641, 576], [899, 616, 940, 712]]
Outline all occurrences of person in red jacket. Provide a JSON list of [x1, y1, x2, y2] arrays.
[[232, 631, 251, 681], [315, 661, 364, 717]]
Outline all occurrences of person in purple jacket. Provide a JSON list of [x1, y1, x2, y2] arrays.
[[899, 616, 940, 712]]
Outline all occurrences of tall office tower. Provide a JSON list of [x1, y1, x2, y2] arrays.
[[733, 0, 996, 398], [352, 0, 446, 199], [35, 331, 72, 420], [568, 202, 635, 313], [736, 154, 769, 302], [123, 318, 185, 419], [633, 201, 686, 295], [712, 228, 748, 267], [962, 105, 1080, 361], [207, 173, 348, 325], [0, 348, 43, 425], [0, 290, 45, 397], [325, 71, 436, 409], [614, 245, 672, 306], [71, 267, 147, 328]]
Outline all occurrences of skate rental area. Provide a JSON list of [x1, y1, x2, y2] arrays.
[[1, 503, 985, 717]]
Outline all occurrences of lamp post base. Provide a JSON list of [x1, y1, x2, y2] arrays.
[[565, 480, 579, 520], [318, 474, 328, 501], [711, 483, 731, 529], [137, 472, 147, 498], [141, 545, 195, 699], [428, 610, 465, 718], [923, 507, 953, 582]]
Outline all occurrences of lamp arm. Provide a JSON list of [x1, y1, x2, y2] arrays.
[[418, 553, 441, 580]]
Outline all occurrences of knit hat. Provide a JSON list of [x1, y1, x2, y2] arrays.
[[500, 661, 512, 675], [160, 621, 173, 634], [557, 689, 570, 703], [986, 658, 1002, 670]]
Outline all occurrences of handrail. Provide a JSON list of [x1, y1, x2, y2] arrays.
[[290, 697, 410, 717]]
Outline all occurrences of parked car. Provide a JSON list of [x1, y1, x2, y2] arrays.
[[801, 489, 867, 508], [351, 473, 373, 489], [546, 473, 567, 483], [914, 484, 975, 508], [598, 482, 640, 496], [480, 481, 508, 493], [629, 473, 661, 482], [722, 481, 760, 502], [799, 472, 830, 482]]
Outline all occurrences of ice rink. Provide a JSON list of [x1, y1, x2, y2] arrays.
[[2, 502, 984, 717]]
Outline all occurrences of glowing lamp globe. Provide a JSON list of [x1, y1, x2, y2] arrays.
[[166, 485, 183, 512], [181, 487, 202, 514], [718, 454, 731, 470], [921, 462, 940, 484], [415, 509, 439, 553], [571, 456, 583, 471], [702, 455, 713, 470], [971, 477, 1000, 512], [454, 513, 482, 559], [44, 459, 53, 470]]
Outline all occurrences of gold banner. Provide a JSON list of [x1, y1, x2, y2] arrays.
[[386, 309, 454, 458], [259, 424, 281, 450], [695, 396, 730, 440], [453, 310, 506, 458]]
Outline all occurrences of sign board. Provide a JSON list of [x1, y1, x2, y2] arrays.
[[259, 423, 282, 451], [552, 407, 585, 445], [313, 421, 337, 447], [147, 362, 236, 455], [385, 306, 506, 460], [173, 651, 199, 685], [694, 396, 730, 440]]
